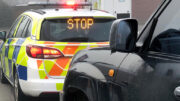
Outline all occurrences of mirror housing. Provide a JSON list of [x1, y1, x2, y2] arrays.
[[110, 19, 138, 52], [0, 31, 6, 41], [174, 86, 180, 100]]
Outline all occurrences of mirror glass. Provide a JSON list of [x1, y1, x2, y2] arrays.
[[0, 31, 6, 40]]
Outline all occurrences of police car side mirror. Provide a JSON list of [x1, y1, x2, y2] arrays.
[[0, 31, 6, 41], [110, 19, 138, 53]]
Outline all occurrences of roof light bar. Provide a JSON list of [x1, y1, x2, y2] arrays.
[[66, 1, 76, 6], [17, 1, 92, 7]]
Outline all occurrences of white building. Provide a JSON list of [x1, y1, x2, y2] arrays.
[[90, 0, 161, 24], [91, 0, 132, 19]]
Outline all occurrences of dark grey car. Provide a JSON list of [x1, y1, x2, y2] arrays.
[[63, 0, 180, 101]]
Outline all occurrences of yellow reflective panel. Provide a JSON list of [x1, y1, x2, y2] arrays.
[[16, 38, 33, 67], [13, 17, 24, 37], [37, 60, 48, 79], [39, 69, 47, 79], [36, 19, 44, 40], [44, 60, 55, 74], [8, 38, 18, 59], [5, 57, 9, 77], [56, 83, 64, 91]]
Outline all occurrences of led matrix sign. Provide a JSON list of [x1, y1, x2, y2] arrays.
[[67, 18, 94, 30]]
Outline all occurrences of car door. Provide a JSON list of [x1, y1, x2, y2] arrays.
[[9, 16, 31, 81], [2, 16, 23, 79], [114, 1, 180, 101], [145, 0, 180, 100], [113, 52, 157, 101]]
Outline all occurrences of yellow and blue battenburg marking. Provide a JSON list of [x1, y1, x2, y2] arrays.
[[4, 38, 27, 81]]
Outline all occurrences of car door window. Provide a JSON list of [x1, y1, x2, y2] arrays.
[[21, 20, 30, 38], [23, 20, 32, 38], [15, 16, 29, 38], [7, 16, 22, 38], [150, 0, 180, 55]]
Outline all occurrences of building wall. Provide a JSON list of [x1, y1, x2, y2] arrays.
[[132, 0, 161, 24]]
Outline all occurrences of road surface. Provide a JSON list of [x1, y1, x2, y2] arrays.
[[0, 81, 14, 101], [0, 71, 59, 101]]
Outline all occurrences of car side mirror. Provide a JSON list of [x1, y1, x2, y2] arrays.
[[110, 19, 138, 52], [0, 31, 6, 41]]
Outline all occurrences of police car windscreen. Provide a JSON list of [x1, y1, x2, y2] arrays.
[[40, 18, 115, 42]]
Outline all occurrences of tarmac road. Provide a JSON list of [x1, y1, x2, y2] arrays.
[[0, 71, 59, 101], [0, 81, 14, 101]]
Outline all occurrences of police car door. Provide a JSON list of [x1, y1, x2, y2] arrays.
[[11, 16, 31, 81], [2, 16, 23, 79]]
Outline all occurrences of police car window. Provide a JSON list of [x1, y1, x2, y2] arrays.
[[15, 16, 29, 38], [40, 18, 115, 42], [8, 16, 22, 38], [24, 20, 32, 37], [150, 0, 180, 55], [21, 19, 30, 38]]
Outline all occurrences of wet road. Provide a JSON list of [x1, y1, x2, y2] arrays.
[[0, 71, 59, 101]]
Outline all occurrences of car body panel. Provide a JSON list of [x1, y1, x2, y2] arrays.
[[63, 48, 128, 101], [63, 0, 180, 101]]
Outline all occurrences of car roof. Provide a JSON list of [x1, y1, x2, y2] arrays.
[[24, 8, 116, 20]]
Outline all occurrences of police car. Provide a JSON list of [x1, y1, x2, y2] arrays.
[[0, 1, 116, 101]]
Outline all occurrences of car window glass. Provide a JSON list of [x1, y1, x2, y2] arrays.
[[15, 16, 29, 38], [21, 19, 30, 38], [24, 20, 32, 37], [150, 0, 180, 55], [7, 16, 22, 38], [40, 18, 115, 42]]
